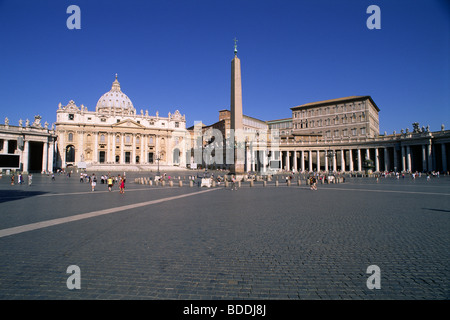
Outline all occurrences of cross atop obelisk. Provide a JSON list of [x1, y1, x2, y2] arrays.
[[230, 38, 245, 174]]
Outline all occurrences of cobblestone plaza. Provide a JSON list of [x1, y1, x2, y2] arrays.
[[0, 171, 448, 300]]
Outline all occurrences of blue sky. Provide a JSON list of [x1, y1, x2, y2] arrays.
[[0, 0, 449, 133]]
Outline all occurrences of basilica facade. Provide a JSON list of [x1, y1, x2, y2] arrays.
[[54, 75, 188, 171]]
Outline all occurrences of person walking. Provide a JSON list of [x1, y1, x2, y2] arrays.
[[91, 173, 97, 191], [310, 176, 317, 191], [107, 176, 113, 192], [231, 175, 237, 191], [28, 173, 32, 186], [119, 175, 125, 194]]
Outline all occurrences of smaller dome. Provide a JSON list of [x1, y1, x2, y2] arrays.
[[96, 74, 135, 113]]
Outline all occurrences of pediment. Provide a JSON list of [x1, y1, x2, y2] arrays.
[[112, 119, 146, 128]]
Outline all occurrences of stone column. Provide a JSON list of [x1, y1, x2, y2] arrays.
[[245, 146, 250, 172], [132, 134, 136, 164], [422, 145, 427, 172], [324, 150, 329, 172], [340, 150, 345, 172], [401, 146, 406, 172], [286, 151, 290, 171], [94, 132, 98, 164], [349, 149, 353, 172], [427, 143, 433, 171], [301, 150, 305, 172], [375, 148, 379, 172], [42, 142, 48, 173], [112, 134, 116, 163], [332, 150, 337, 172], [79, 131, 84, 162], [384, 147, 389, 171], [140, 135, 144, 165], [406, 146, 411, 172], [121, 134, 124, 164], [23, 140, 29, 173], [293, 150, 297, 172], [48, 141, 54, 173], [316, 150, 320, 172], [262, 150, 267, 173], [309, 150, 313, 172], [251, 150, 256, 172], [393, 147, 398, 172], [357, 149, 362, 172], [60, 131, 65, 168], [2, 139, 7, 153]]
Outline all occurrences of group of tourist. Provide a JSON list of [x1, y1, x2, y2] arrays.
[[79, 172, 126, 193], [9, 173, 32, 186]]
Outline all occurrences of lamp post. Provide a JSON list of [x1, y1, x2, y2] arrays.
[[156, 152, 161, 176], [326, 147, 335, 173]]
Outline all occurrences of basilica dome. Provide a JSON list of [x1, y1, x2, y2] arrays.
[[96, 75, 135, 113]]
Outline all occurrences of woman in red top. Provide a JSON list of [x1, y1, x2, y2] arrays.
[[119, 176, 125, 194]]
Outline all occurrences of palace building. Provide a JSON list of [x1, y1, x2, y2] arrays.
[[54, 75, 188, 171]]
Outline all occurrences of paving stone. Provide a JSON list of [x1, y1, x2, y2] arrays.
[[0, 173, 448, 299]]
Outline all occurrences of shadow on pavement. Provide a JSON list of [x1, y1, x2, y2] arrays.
[[422, 208, 450, 213], [0, 189, 49, 203]]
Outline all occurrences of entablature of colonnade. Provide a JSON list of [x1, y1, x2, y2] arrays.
[[272, 131, 450, 149], [1, 127, 57, 142]]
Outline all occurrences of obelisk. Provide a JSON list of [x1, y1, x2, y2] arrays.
[[230, 38, 245, 174]]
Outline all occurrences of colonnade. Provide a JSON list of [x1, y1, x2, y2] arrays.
[[1, 137, 55, 173], [245, 142, 449, 174]]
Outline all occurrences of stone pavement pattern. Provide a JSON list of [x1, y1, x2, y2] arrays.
[[0, 172, 449, 299]]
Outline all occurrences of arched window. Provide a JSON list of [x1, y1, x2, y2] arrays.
[[68, 133, 73, 142]]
